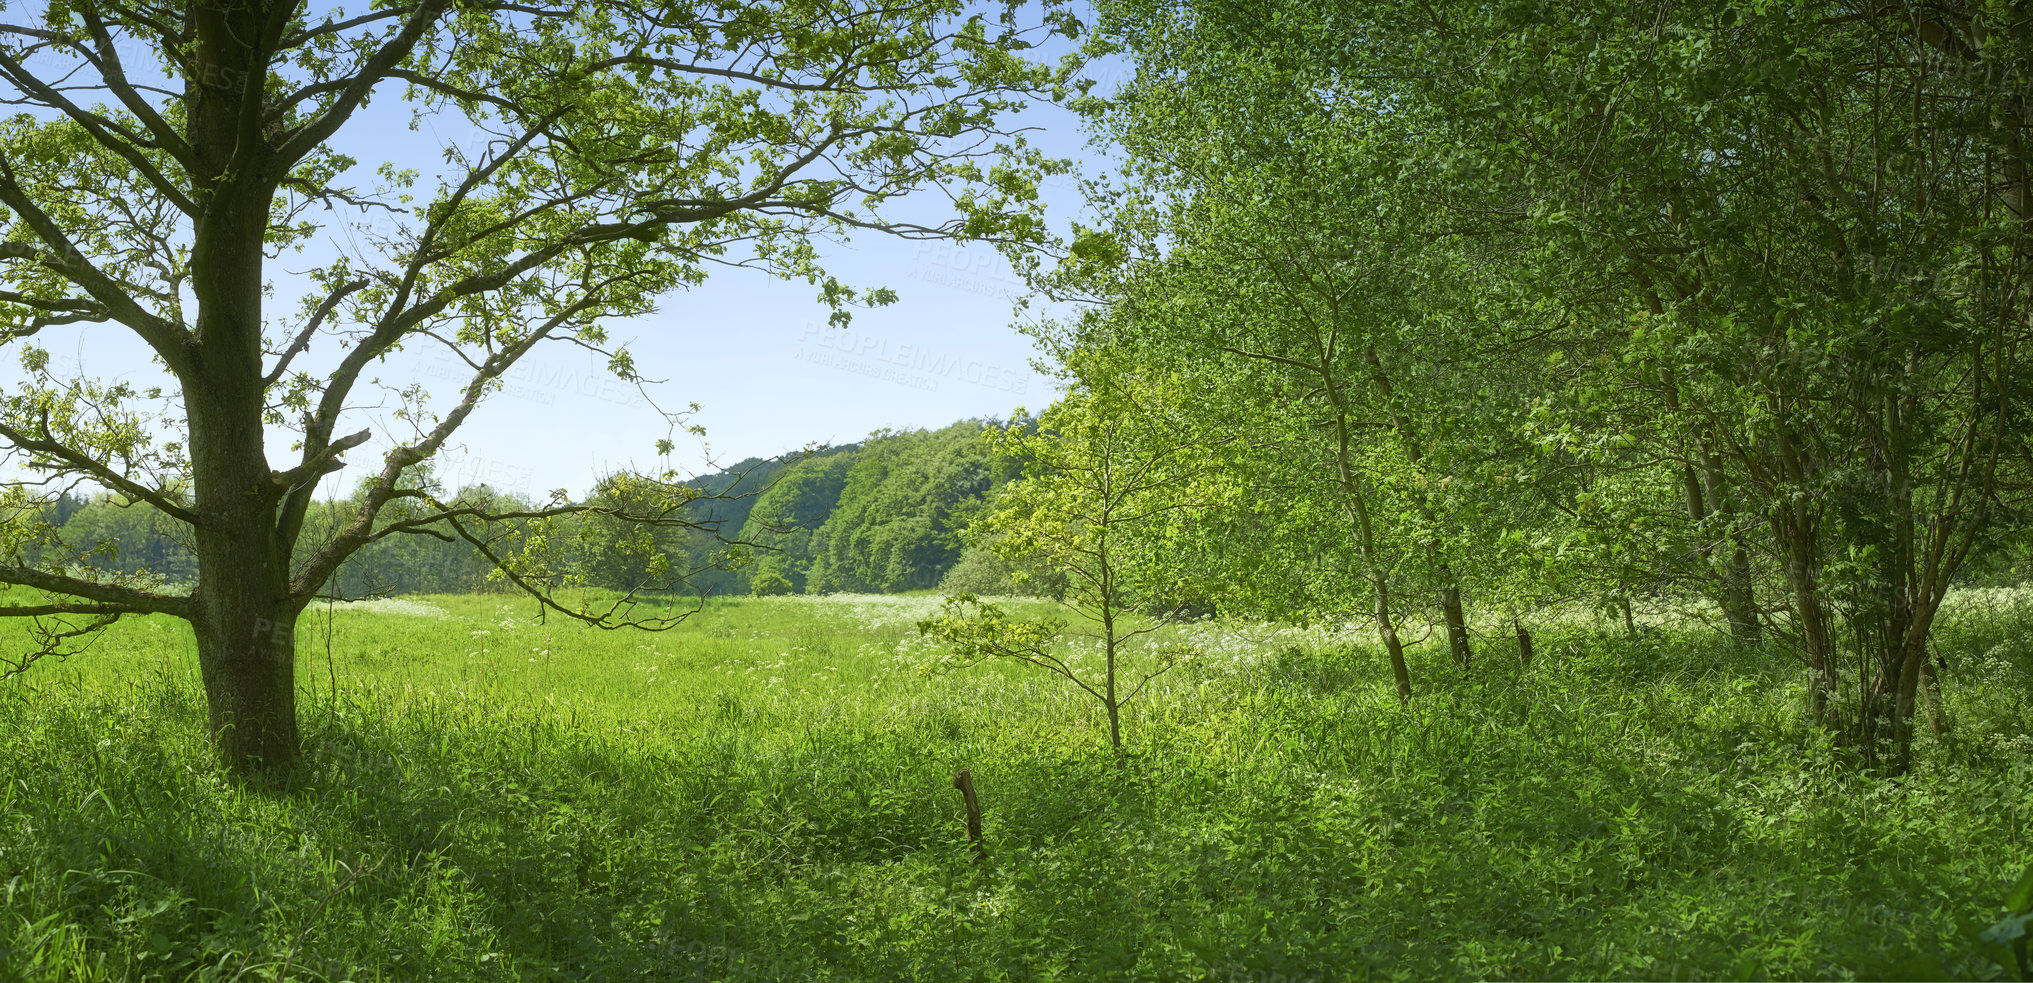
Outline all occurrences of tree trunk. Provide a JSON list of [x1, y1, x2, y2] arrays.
[[1363, 344, 1470, 671], [181, 24, 304, 775], [1776, 507, 1837, 723], [1104, 642, 1122, 751], [194, 599, 300, 774], [1663, 366, 1762, 646], [1920, 653, 1948, 734], [1514, 616, 1534, 667], [1321, 369, 1413, 706], [1377, 583, 1413, 704], [1101, 577, 1123, 751], [1439, 578, 1471, 669], [1771, 416, 1838, 723], [1720, 544, 1761, 647], [188, 389, 303, 774]]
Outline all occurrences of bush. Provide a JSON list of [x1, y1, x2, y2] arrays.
[[750, 570, 793, 596], [938, 544, 1066, 599]]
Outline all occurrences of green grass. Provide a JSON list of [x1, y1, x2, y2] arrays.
[[0, 589, 2029, 980]]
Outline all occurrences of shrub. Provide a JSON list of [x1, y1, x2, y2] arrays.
[[750, 571, 793, 596]]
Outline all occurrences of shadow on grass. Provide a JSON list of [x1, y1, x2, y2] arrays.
[[0, 638, 2019, 981]]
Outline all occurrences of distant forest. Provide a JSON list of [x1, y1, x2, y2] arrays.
[[34, 418, 1052, 601]]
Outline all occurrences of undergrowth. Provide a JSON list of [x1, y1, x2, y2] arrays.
[[0, 591, 2027, 980]]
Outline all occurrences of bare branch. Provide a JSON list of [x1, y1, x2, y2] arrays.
[[264, 278, 367, 387], [0, 564, 189, 616]]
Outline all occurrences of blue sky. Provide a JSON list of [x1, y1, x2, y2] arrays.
[[354, 96, 1103, 502], [348, 74, 1108, 502]]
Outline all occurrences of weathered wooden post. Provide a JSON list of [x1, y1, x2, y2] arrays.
[[953, 768, 986, 863]]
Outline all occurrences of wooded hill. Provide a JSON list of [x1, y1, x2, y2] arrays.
[[31, 418, 1040, 601]]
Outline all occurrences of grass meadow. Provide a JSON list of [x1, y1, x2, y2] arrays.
[[0, 589, 2030, 980]]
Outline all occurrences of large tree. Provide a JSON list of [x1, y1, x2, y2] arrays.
[[0, 0, 1075, 774]]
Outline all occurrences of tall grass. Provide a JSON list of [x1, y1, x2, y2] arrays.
[[0, 589, 2028, 980]]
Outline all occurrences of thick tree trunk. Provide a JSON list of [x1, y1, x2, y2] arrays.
[[188, 393, 303, 774], [185, 293, 305, 775], [181, 17, 304, 775], [194, 599, 300, 773]]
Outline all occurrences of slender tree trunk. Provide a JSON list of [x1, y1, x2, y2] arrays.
[[1335, 414, 1412, 705], [1776, 507, 1837, 723], [1703, 443, 1762, 647], [1363, 345, 1471, 669], [1662, 367, 1761, 645], [1514, 616, 1534, 667], [1879, 385, 1921, 761], [1100, 537, 1124, 752], [1920, 653, 1948, 734], [1374, 577, 1413, 703], [1771, 416, 1839, 723], [1438, 572, 1471, 670], [1720, 543, 1761, 647], [1103, 639, 1122, 752]]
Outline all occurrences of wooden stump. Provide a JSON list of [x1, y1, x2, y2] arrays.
[[953, 768, 986, 863]]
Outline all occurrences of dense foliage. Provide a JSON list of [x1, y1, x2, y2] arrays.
[[1018, 0, 2033, 769]]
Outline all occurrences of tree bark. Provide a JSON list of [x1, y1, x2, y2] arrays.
[[1920, 653, 1948, 734], [194, 598, 300, 773], [1439, 579, 1471, 669], [1338, 426, 1412, 705], [952, 769, 986, 863], [185, 30, 301, 773], [188, 383, 303, 773], [1776, 507, 1837, 723]]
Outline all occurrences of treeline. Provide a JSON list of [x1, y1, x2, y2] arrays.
[[991, 0, 2033, 765], [29, 419, 1039, 600]]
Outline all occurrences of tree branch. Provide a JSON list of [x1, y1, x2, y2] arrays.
[[0, 160, 192, 370], [0, 564, 189, 616], [0, 418, 199, 525]]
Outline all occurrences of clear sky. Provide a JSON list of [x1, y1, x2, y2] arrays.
[[2, 6, 1115, 503], [358, 84, 1104, 503]]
